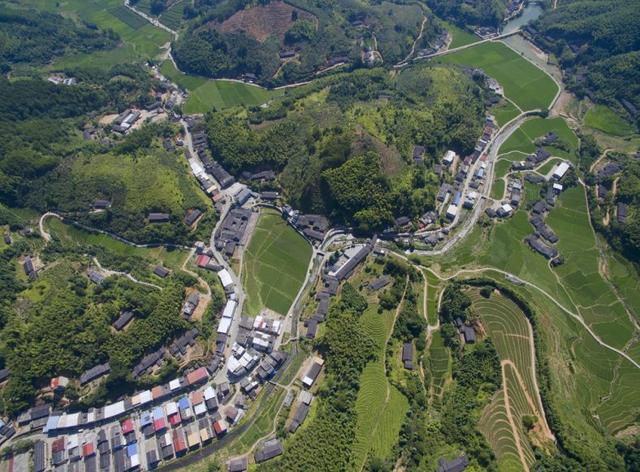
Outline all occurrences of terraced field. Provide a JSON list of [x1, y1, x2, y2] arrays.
[[426, 331, 450, 405], [243, 210, 311, 315], [470, 289, 552, 470], [352, 289, 409, 468], [498, 117, 579, 163]]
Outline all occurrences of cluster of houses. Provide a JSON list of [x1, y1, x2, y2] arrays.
[[416, 30, 449, 58], [512, 147, 552, 171], [31, 367, 255, 471], [215, 207, 254, 258], [186, 118, 235, 190], [525, 196, 563, 265], [454, 318, 477, 344], [304, 239, 376, 339], [290, 212, 330, 243]]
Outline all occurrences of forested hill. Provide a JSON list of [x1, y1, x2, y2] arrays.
[[529, 0, 640, 127], [0, 4, 117, 71], [424, 0, 508, 27], [172, 0, 438, 86]]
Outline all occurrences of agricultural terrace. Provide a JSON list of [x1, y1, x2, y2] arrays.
[[439, 20, 479, 49], [352, 268, 409, 468], [242, 210, 312, 315], [431, 182, 640, 436], [23, 0, 171, 69], [425, 331, 450, 406], [469, 289, 553, 470], [160, 61, 278, 113], [492, 100, 520, 126], [498, 117, 579, 163], [437, 41, 558, 111]]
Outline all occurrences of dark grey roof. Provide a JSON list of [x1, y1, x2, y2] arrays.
[[402, 343, 413, 362], [368, 275, 391, 292], [184, 209, 203, 226], [33, 440, 46, 472], [154, 266, 170, 277], [0, 368, 9, 382], [228, 457, 248, 472], [288, 403, 310, 433], [113, 311, 134, 331], [254, 439, 283, 463], [437, 455, 469, 472], [462, 326, 476, 343], [148, 213, 170, 223], [333, 240, 374, 281], [306, 319, 318, 339]]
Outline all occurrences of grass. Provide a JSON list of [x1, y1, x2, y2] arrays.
[[584, 105, 636, 137], [438, 42, 558, 111], [495, 159, 513, 180], [491, 179, 505, 200], [439, 20, 479, 49], [160, 61, 279, 113], [243, 210, 312, 315], [23, 0, 171, 69], [492, 100, 521, 126]]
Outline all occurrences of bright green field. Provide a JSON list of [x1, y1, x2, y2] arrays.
[[440, 20, 479, 49], [160, 61, 278, 112], [427, 331, 450, 404], [584, 105, 636, 136], [493, 100, 521, 126], [438, 42, 558, 111], [243, 210, 312, 315], [491, 179, 505, 200], [23, 0, 171, 68], [352, 295, 409, 467], [495, 159, 513, 180], [498, 117, 578, 163]]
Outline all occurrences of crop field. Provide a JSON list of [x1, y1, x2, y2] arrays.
[[23, 0, 172, 68], [479, 367, 537, 471], [491, 179, 505, 200], [495, 159, 513, 180], [584, 105, 636, 137], [243, 210, 311, 315], [425, 271, 441, 325], [426, 331, 450, 404], [437, 42, 558, 111], [498, 117, 578, 163], [160, 3, 185, 30], [492, 100, 520, 126], [469, 290, 543, 415], [160, 61, 277, 112], [352, 294, 408, 468]]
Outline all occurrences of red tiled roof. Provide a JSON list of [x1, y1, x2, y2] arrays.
[[196, 255, 210, 268], [121, 418, 134, 434], [82, 443, 95, 457], [186, 367, 208, 385]]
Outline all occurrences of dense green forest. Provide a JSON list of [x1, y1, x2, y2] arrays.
[[530, 0, 640, 126], [0, 3, 116, 71], [424, 0, 508, 27], [173, 0, 437, 85], [207, 66, 484, 231]]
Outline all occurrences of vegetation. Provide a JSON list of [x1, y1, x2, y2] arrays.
[[206, 66, 484, 231], [172, 0, 437, 86], [0, 3, 116, 71], [438, 41, 559, 111], [260, 287, 377, 471], [242, 210, 312, 315], [531, 0, 640, 128], [427, 0, 509, 28]]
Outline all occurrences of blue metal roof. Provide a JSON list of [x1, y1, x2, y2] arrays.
[[178, 397, 190, 410], [127, 443, 137, 457]]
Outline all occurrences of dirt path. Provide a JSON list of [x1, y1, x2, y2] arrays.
[[501, 361, 530, 472], [92, 257, 163, 291], [396, 15, 427, 66]]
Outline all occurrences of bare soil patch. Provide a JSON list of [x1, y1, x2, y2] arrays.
[[214, 1, 315, 43]]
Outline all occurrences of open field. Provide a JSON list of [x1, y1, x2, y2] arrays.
[[492, 100, 520, 126], [439, 20, 479, 49], [498, 117, 578, 163], [491, 179, 505, 200], [160, 61, 278, 113], [352, 286, 408, 468], [437, 41, 558, 111], [584, 105, 636, 137], [23, 0, 171, 68], [243, 210, 311, 315]]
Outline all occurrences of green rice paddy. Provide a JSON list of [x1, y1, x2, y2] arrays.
[[438, 42, 558, 111], [242, 210, 312, 315]]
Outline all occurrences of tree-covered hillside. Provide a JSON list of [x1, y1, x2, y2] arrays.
[[529, 0, 640, 127], [207, 66, 484, 232], [173, 0, 439, 85], [0, 4, 117, 71], [424, 0, 508, 27]]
